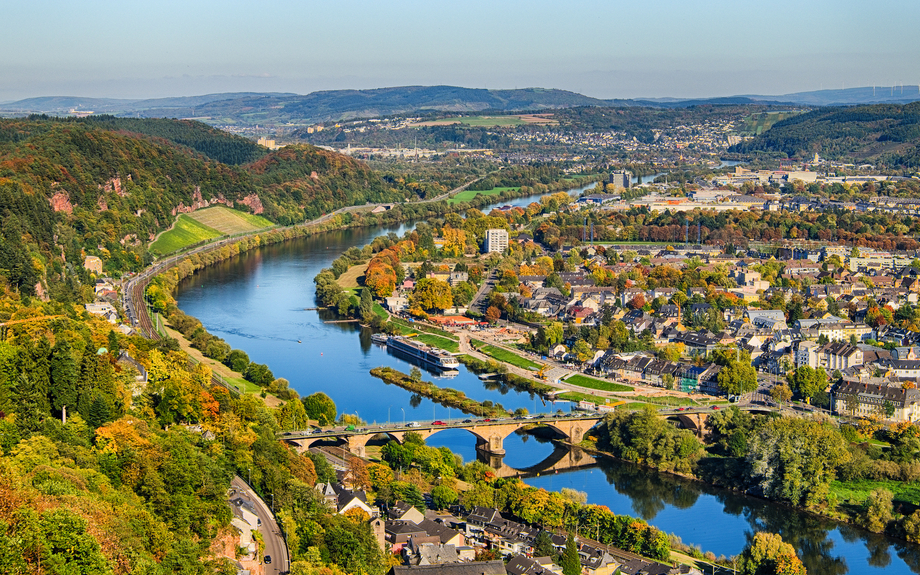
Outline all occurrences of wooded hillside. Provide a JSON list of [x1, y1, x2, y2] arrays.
[[730, 102, 920, 166], [0, 116, 398, 296]]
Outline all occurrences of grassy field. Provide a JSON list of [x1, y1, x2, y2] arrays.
[[389, 317, 457, 340], [557, 391, 618, 404], [337, 264, 366, 289], [449, 186, 518, 205], [740, 111, 800, 135], [412, 333, 460, 353], [372, 303, 389, 320], [565, 374, 634, 392], [831, 478, 920, 507], [150, 207, 274, 255], [477, 344, 542, 370], [632, 394, 696, 406], [190, 206, 274, 234], [150, 215, 222, 255]]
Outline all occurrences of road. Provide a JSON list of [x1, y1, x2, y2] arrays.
[[469, 269, 498, 313], [230, 476, 289, 575], [280, 412, 602, 440]]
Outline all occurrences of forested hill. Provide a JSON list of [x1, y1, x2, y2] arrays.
[[248, 144, 397, 216], [730, 102, 920, 166], [0, 116, 399, 296], [72, 116, 268, 165]]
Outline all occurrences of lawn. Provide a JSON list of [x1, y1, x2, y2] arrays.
[[831, 478, 920, 507], [556, 391, 614, 404], [632, 394, 696, 406], [189, 206, 274, 234], [412, 333, 460, 353], [448, 186, 519, 205], [565, 374, 634, 392], [372, 303, 389, 320], [150, 215, 222, 255], [389, 317, 457, 340], [337, 264, 367, 289], [477, 344, 542, 370]]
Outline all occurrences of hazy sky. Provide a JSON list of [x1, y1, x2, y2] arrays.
[[3, 0, 918, 101]]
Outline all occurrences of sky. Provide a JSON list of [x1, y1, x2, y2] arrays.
[[2, 0, 919, 102]]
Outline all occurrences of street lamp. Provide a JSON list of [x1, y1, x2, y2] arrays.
[[401, 407, 405, 427], [388, 406, 391, 425], [248, 468, 251, 485]]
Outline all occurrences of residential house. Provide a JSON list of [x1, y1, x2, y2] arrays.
[[506, 555, 560, 575], [389, 561, 507, 575], [819, 342, 864, 372], [578, 543, 620, 575]]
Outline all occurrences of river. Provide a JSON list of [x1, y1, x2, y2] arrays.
[[174, 181, 918, 574]]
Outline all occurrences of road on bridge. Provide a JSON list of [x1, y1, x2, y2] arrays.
[[280, 412, 604, 441]]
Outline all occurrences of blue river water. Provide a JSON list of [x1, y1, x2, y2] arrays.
[[174, 180, 919, 574]]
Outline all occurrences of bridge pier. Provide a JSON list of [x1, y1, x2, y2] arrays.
[[476, 445, 506, 469]]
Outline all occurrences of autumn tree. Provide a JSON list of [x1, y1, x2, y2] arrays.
[[411, 278, 453, 312], [770, 384, 792, 405], [738, 532, 806, 575]]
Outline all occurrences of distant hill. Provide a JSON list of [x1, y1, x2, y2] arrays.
[[748, 86, 920, 107], [0, 92, 297, 114], [4, 84, 920, 128], [729, 101, 920, 166], [0, 116, 399, 294]]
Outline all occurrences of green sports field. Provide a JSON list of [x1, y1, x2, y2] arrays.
[[449, 186, 519, 205]]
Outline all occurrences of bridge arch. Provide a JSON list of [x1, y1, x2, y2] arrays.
[[422, 426, 493, 451]]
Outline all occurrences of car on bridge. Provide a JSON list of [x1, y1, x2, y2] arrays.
[[406, 422, 420, 427], [431, 420, 446, 426]]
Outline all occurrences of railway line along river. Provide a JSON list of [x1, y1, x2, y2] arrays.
[[174, 184, 919, 574]]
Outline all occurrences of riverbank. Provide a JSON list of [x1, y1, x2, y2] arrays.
[[581, 418, 920, 547]]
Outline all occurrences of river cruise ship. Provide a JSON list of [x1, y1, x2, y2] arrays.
[[386, 336, 460, 369]]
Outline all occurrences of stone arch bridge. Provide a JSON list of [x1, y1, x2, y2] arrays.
[[282, 415, 605, 460]]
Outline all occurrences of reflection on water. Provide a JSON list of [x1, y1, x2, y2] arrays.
[[175, 185, 918, 575], [527, 457, 920, 575]]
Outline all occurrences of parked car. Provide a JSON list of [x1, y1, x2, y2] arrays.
[[264, 555, 271, 565]]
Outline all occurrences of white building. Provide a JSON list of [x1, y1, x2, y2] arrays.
[[483, 229, 509, 253]]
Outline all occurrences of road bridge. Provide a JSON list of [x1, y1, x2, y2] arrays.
[[282, 414, 605, 460]]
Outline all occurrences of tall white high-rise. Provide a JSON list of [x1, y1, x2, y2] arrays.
[[483, 229, 509, 253]]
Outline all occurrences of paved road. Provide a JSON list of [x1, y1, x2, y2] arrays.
[[469, 269, 498, 313], [230, 476, 289, 575]]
